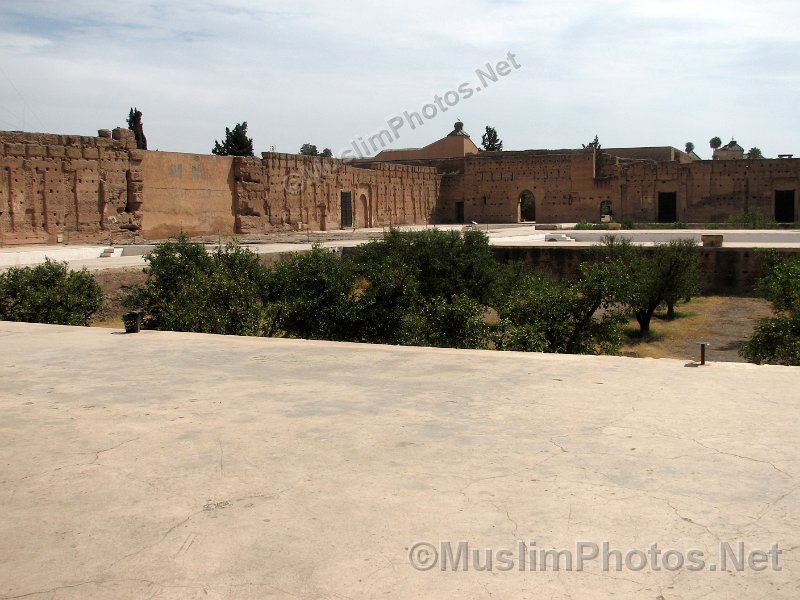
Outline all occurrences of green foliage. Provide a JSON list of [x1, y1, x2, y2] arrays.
[[127, 107, 147, 150], [727, 211, 777, 229], [595, 236, 702, 334], [299, 144, 319, 156], [709, 136, 722, 150], [481, 126, 503, 152], [0, 259, 102, 326], [125, 238, 268, 335], [685, 142, 695, 154], [740, 254, 800, 365], [746, 147, 764, 159], [267, 246, 358, 340], [574, 220, 609, 230], [212, 122, 254, 156], [320, 148, 333, 158]]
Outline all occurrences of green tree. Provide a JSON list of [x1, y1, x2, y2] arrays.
[[267, 245, 358, 340], [320, 148, 333, 158], [746, 147, 764, 159], [595, 236, 702, 334], [0, 260, 102, 326], [709, 136, 722, 150], [212, 122, 254, 156], [481, 126, 503, 151], [685, 142, 695, 154], [299, 143, 319, 156], [740, 254, 800, 365], [124, 238, 269, 335], [127, 107, 147, 150]]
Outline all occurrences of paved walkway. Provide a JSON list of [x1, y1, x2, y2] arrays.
[[3, 226, 800, 272], [1, 322, 797, 598]]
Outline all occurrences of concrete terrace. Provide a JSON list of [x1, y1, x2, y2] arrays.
[[0, 321, 798, 599]]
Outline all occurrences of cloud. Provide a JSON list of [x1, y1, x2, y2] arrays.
[[0, 0, 798, 157]]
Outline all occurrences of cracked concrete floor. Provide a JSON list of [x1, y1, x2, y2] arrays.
[[0, 321, 798, 599]]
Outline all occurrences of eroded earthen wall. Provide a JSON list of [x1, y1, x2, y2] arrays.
[[0, 129, 141, 244], [233, 153, 441, 234], [139, 152, 235, 239]]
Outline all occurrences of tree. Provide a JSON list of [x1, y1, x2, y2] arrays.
[[299, 143, 319, 156], [481, 126, 503, 152], [0, 259, 102, 326], [740, 254, 800, 365], [594, 236, 702, 334], [212, 122, 254, 156], [127, 107, 147, 150], [746, 147, 764, 159], [124, 238, 269, 335], [320, 148, 333, 158], [709, 136, 722, 150], [685, 142, 695, 154]]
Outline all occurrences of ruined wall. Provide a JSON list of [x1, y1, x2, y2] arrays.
[[233, 153, 441, 234], [439, 150, 618, 223], [0, 129, 141, 245], [139, 152, 235, 239], [619, 159, 800, 223]]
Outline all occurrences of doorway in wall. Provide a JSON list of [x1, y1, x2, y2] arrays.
[[519, 190, 536, 221], [657, 192, 677, 223], [775, 190, 796, 223], [340, 191, 352, 228], [359, 194, 369, 228], [455, 201, 465, 223]]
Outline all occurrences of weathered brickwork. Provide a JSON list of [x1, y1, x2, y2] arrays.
[[0, 129, 141, 244], [1, 127, 798, 245], [232, 153, 441, 234]]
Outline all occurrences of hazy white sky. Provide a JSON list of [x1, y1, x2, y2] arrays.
[[1, 1, 798, 158]]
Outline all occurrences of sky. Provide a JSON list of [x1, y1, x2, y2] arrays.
[[1, 1, 799, 158]]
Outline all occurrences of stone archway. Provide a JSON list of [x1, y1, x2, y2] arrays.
[[519, 190, 536, 222]]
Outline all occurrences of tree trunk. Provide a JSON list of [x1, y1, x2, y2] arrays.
[[666, 301, 675, 320]]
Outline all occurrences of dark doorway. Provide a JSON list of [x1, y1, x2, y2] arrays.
[[775, 190, 796, 223], [455, 201, 465, 223], [340, 191, 352, 228], [658, 192, 677, 223], [519, 190, 535, 221]]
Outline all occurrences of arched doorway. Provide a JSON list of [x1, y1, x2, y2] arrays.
[[519, 190, 536, 222], [359, 193, 369, 228]]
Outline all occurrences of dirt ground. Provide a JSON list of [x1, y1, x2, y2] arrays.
[[90, 267, 147, 327], [621, 296, 773, 363], [91, 268, 773, 364]]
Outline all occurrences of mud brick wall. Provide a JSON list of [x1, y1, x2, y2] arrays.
[[438, 150, 620, 224], [0, 128, 141, 245], [232, 153, 441, 234]]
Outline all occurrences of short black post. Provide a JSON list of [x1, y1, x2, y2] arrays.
[[697, 342, 709, 365]]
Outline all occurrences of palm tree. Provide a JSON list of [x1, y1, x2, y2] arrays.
[[685, 142, 695, 154], [709, 136, 722, 150]]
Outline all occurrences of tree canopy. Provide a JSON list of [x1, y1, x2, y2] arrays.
[[746, 147, 764, 159], [481, 126, 503, 151], [740, 254, 800, 365], [127, 107, 147, 150], [212, 122, 254, 156], [685, 142, 695, 154], [709, 136, 722, 150]]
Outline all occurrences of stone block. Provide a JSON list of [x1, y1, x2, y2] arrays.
[[82, 147, 100, 160], [5, 143, 26, 157], [65, 146, 83, 159], [25, 144, 46, 158], [47, 145, 66, 158]]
